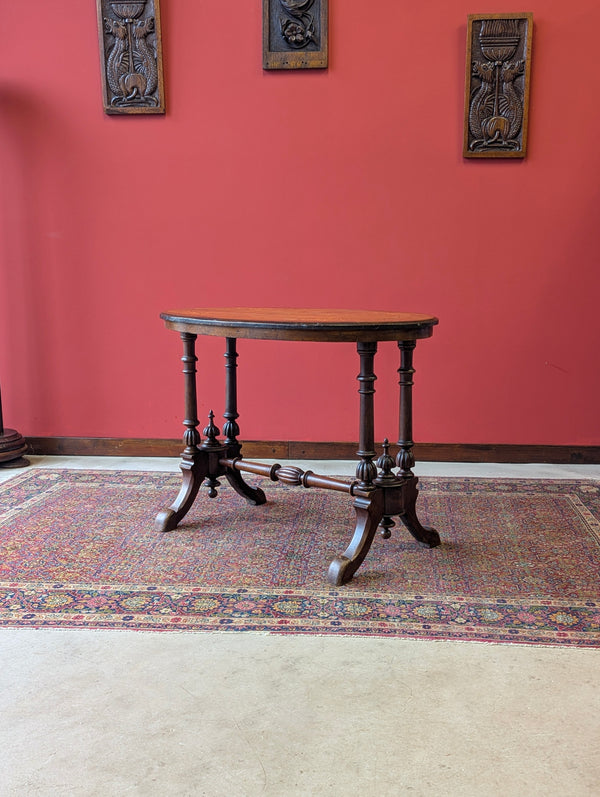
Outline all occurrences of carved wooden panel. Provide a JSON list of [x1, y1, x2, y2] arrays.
[[263, 0, 328, 70], [463, 13, 533, 158], [96, 0, 165, 114]]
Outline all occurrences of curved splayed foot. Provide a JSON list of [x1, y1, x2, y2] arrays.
[[155, 458, 207, 532], [225, 469, 267, 506], [327, 491, 384, 585], [398, 478, 440, 548], [399, 510, 441, 548]]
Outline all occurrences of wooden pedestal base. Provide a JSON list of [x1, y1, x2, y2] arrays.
[[0, 428, 30, 468]]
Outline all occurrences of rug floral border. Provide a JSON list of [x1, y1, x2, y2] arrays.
[[1, 581, 598, 646]]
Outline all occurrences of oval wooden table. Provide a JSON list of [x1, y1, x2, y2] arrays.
[[156, 308, 441, 585]]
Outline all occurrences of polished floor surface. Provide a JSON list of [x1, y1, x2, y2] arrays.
[[1, 457, 599, 796]]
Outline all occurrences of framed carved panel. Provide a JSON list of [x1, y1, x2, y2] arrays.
[[96, 0, 165, 114], [263, 0, 328, 70], [463, 13, 533, 158]]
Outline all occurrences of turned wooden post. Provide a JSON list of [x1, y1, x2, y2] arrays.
[[356, 341, 378, 488], [223, 337, 241, 449], [180, 333, 200, 454], [397, 340, 416, 476]]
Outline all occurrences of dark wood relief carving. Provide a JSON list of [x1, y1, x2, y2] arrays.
[[96, 0, 165, 114], [263, 0, 328, 70], [463, 13, 533, 158]]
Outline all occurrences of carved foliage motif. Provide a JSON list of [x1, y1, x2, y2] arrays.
[[263, 0, 328, 70], [97, 0, 165, 114], [464, 14, 533, 158], [279, 0, 318, 50]]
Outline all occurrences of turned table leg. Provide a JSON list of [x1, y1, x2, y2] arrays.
[[222, 337, 266, 505], [355, 342, 379, 489], [155, 332, 207, 531], [396, 340, 440, 548], [156, 335, 266, 533], [328, 342, 384, 585]]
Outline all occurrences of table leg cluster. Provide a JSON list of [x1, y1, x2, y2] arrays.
[[156, 334, 439, 585]]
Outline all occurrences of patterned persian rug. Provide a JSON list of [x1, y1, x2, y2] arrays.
[[0, 469, 599, 646]]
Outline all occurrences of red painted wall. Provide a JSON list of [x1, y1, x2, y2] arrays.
[[1, 1, 599, 447]]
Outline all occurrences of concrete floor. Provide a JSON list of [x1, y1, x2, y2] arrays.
[[1, 457, 599, 796]]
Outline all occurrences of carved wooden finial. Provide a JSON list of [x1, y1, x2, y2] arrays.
[[202, 410, 221, 448], [375, 439, 397, 538], [376, 438, 395, 478]]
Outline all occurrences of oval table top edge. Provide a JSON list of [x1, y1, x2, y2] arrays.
[[160, 308, 439, 342]]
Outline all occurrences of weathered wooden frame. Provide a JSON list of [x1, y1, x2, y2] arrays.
[[463, 13, 533, 158], [263, 0, 328, 70], [96, 0, 165, 115]]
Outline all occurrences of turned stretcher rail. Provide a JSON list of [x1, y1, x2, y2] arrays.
[[219, 457, 360, 495]]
